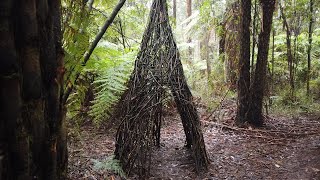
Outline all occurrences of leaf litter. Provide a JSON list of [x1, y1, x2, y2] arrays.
[[68, 100, 320, 179]]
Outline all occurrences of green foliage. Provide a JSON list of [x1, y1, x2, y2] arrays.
[[62, 0, 94, 87], [92, 155, 126, 178], [66, 75, 91, 122], [310, 77, 320, 98], [270, 86, 320, 115], [62, 0, 146, 126], [61, 0, 320, 126], [88, 45, 135, 126]]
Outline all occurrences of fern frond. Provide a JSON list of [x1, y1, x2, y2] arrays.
[[88, 52, 134, 126], [92, 155, 126, 178]]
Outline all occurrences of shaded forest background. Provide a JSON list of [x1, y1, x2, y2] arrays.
[[64, 0, 320, 127]]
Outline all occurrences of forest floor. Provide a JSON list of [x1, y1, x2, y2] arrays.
[[68, 99, 320, 179]]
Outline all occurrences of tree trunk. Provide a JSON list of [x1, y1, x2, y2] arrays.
[[251, 0, 258, 77], [187, 0, 192, 61], [307, 0, 313, 96], [280, 3, 294, 97], [0, 0, 67, 179], [248, 0, 276, 126], [219, 22, 227, 87], [173, 0, 177, 26], [236, 0, 251, 125], [271, 28, 275, 96], [219, 23, 226, 61], [202, 31, 211, 84], [224, 1, 240, 90], [187, 0, 192, 17]]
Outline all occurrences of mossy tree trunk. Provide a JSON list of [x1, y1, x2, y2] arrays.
[[224, 1, 241, 90], [0, 0, 67, 179]]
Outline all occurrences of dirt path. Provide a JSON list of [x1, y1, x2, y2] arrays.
[[68, 108, 320, 179]]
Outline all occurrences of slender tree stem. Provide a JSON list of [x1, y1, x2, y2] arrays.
[[307, 0, 313, 96], [63, 0, 126, 104]]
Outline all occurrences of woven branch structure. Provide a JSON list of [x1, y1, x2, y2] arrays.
[[113, 0, 209, 177]]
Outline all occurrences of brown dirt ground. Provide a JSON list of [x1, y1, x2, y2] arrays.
[[68, 101, 320, 180]]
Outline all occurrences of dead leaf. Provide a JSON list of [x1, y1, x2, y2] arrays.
[[311, 167, 320, 172]]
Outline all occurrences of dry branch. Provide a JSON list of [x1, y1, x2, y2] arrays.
[[202, 120, 320, 140]]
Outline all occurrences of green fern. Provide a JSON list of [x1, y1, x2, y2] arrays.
[[92, 155, 126, 178], [88, 46, 135, 126], [66, 79, 88, 120]]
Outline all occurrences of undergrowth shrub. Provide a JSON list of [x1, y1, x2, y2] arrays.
[[66, 73, 94, 131], [92, 155, 126, 178], [87, 46, 135, 126], [66, 43, 136, 127], [183, 58, 235, 111], [270, 86, 320, 115]]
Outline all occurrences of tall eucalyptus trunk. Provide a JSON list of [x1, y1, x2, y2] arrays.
[[0, 0, 67, 179]]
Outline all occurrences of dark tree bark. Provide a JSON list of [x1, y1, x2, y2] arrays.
[[236, 0, 251, 125], [0, 0, 67, 179], [219, 22, 226, 60], [247, 0, 276, 126], [307, 0, 313, 96]]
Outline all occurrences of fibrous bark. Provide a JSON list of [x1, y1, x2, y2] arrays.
[[113, 0, 209, 177], [0, 0, 67, 179], [236, 0, 251, 125], [224, 1, 241, 89]]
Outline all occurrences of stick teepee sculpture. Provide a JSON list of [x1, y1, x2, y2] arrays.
[[114, 0, 209, 176]]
